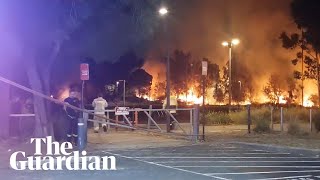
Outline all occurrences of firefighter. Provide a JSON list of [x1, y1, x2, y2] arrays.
[[92, 93, 108, 133], [63, 90, 80, 145]]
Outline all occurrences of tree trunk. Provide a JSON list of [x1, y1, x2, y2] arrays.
[[42, 72, 53, 121], [0, 81, 10, 138], [317, 51, 320, 107], [42, 42, 60, 132], [26, 58, 53, 137]]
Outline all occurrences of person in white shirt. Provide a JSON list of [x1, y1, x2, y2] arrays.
[[92, 93, 108, 133]]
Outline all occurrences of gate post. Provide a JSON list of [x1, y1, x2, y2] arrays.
[[78, 112, 88, 151], [134, 110, 138, 126], [310, 108, 312, 132], [107, 111, 110, 131], [189, 109, 193, 138], [115, 115, 118, 131], [148, 105, 152, 129], [247, 104, 251, 134], [270, 106, 274, 130], [193, 104, 200, 142], [280, 107, 284, 132]]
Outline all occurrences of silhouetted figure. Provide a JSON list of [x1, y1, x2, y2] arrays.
[[63, 90, 80, 145]]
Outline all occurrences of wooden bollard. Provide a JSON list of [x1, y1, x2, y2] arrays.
[[134, 110, 138, 126], [115, 115, 119, 131]]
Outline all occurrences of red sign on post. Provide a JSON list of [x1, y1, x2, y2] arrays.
[[80, 63, 89, 80]]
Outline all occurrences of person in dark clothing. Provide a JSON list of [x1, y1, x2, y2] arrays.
[[63, 91, 80, 145]]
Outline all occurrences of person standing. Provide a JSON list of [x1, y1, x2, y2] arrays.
[[92, 93, 108, 133], [63, 90, 80, 145]]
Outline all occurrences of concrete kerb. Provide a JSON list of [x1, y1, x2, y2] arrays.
[[230, 141, 320, 157]]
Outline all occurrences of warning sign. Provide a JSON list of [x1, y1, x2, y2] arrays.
[[115, 107, 129, 115], [202, 61, 208, 76], [80, 63, 89, 81]]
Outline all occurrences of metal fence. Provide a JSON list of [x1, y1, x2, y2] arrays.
[[86, 106, 200, 139], [243, 105, 318, 133]]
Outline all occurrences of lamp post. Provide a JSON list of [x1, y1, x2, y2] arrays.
[[159, 7, 171, 132], [222, 39, 240, 109], [117, 80, 126, 106], [301, 28, 305, 106]]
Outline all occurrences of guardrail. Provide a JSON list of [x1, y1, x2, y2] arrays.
[[9, 114, 35, 117]]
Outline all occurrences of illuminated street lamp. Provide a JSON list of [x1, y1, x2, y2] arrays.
[[222, 38, 240, 108], [238, 81, 242, 92], [159, 7, 168, 16]]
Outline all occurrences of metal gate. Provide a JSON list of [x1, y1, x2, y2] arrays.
[[0, 76, 200, 152]]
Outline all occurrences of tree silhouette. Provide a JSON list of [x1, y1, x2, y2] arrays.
[[170, 50, 192, 96], [281, 0, 320, 106], [263, 75, 284, 104], [0, 0, 164, 137], [128, 69, 153, 97]]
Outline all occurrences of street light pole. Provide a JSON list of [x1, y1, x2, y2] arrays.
[[166, 30, 170, 112], [123, 80, 126, 106], [159, 7, 171, 132], [301, 28, 305, 106], [222, 39, 240, 111], [228, 45, 232, 107], [117, 80, 126, 106]]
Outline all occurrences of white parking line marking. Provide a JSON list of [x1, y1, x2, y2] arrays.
[[243, 153, 290, 155], [137, 153, 290, 156], [131, 156, 318, 159], [122, 149, 267, 152], [172, 165, 320, 168], [205, 170, 320, 175], [252, 175, 312, 180], [154, 160, 320, 163], [105, 152, 230, 180]]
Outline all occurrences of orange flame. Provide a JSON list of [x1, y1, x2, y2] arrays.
[[177, 88, 203, 105]]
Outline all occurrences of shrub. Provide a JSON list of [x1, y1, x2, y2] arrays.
[[229, 110, 247, 124], [285, 108, 309, 123], [287, 117, 301, 135], [229, 107, 271, 125], [313, 110, 320, 132], [253, 117, 271, 133], [204, 111, 232, 125]]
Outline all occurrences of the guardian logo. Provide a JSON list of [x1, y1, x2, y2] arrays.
[[9, 136, 117, 171]]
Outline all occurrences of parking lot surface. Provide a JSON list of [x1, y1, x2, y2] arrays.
[[1, 142, 320, 180], [104, 142, 320, 180]]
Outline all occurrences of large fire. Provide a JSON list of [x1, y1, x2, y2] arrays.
[[303, 98, 314, 107], [177, 88, 203, 105], [139, 77, 317, 107]]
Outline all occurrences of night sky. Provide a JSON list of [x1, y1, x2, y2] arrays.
[[145, 0, 298, 95], [0, 0, 306, 98]]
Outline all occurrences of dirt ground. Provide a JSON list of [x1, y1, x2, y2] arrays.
[[86, 125, 320, 151], [86, 129, 191, 151], [1, 124, 320, 166], [204, 125, 320, 150]]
